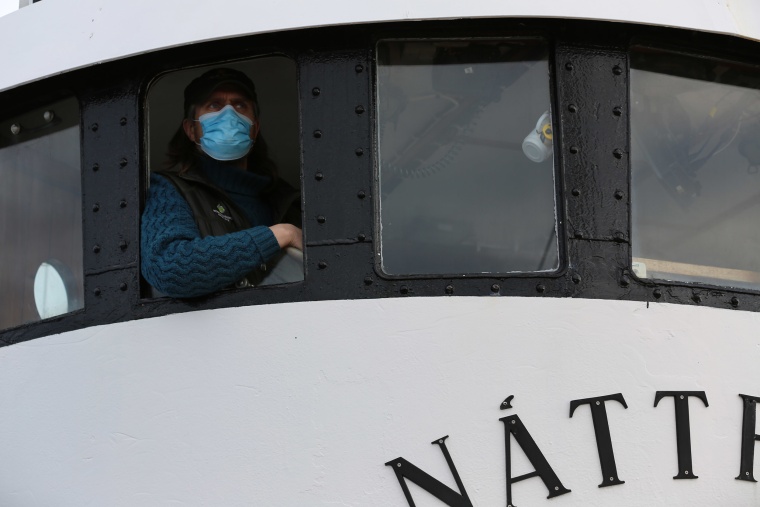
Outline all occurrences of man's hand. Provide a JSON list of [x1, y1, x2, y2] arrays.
[[269, 223, 303, 251]]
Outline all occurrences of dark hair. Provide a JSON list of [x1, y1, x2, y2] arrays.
[[164, 69, 277, 182]]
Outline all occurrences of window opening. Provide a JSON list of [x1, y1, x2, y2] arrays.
[[0, 97, 83, 329], [631, 47, 760, 290], [376, 39, 558, 276]]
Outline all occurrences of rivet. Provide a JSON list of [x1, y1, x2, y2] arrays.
[[511, 420, 516, 424], [572, 274, 581, 284], [680, 395, 684, 399], [609, 477, 614, 481], [536, 284, 546, 293], [613, 65, 623, 75], [731, 296, 739, 308], [364, 277, 373, 286], [445, 285, 454, 295], [596, 401, 600, 405], [355, 64, 364, 73], [312, 87, 321, 96], [43, 110, 55, 122], [568, 104, 578, 113], [684, 470, 689, 475], [357, 233, 366, 242], [120, 158, 128, 167], [400, 286, 409, 295], [653, 288, 662, 299], [313, 130, 322, 139], [318, 261, 327, 270], [613, 106, 623, 117], [746, 472, 750, 476], [315, 172, 324, 181], [574, 231, 584, 239], [92, 203, 100, 212], [92, 163, 100, 172], [91, 123, 98, 132], [692, 294, 701, 304], [355, 148, 364, 156], [491, 284, 500, 293], [569, 146, 579, 154], [357, 190, 366, 199], [565, 62, 574, 71], [613, 231, 625, 242], [620, 275, 630, 287], [119, 240, 128, 251], [613, 149, 623, 159], [93, 288, 101, 296], [571, 188, 580, 197], [438, 439, 443, 444], [317, 215, 326, 224], [119, 200, 127, 209], [614, 189, 624, 200], [355, 105, 365, 114], [119, 282, 128, 291], [554, 486, 559, 491], [10, 123, 21, 135], [93, 245, 101, 254], [119, 117, 127, 126]]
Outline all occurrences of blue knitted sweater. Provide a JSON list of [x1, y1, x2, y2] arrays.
[[141, 157, 281, 297]]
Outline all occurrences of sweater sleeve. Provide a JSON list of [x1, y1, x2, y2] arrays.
[[141, 174, 281, 298]]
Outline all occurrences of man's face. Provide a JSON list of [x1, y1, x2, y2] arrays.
[[183, 83, 259, 145]]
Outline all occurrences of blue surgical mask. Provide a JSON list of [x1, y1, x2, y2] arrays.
[[195, 105, 255, 161]]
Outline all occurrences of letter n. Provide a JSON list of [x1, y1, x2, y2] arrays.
[[736, 394, 760, 482], [501, 414, 571, 506], [385, 435, 473, 507]]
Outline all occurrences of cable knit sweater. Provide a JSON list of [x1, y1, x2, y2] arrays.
[[141, 157, 281, 298]]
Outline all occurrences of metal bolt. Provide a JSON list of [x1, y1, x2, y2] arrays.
[[569, 146, 579, 154], [119, 282, 128, 291], [565, 62, 574, 71], [313, 130, 322, 139], [92, 203, 100, 212], [10, 123, 21, 135], [91, 123, 99, 132], [400, 286, 409, 295], [620, 276, 630, 288], [613, 65, 623, 75], [684, 470, 689, 475], [555, 487, 559, 491], [318, 261, 327, 270], [653, 288, 662, 299], [355, 105, 365, 114], [119, 200, 127, 209], [511, 420, 515, 424], [315, 172, 324, 181], [357, 233, 366, 242], [613, 149, 623, 159], [596, 401, 600, 405], [568, 104, 578, 113], [397, 463, 401, 467], [536, 284, 546, 293], [439, 439, 443, 444], [43, 110, 55, 122], [357, 190, 366, 199], [120, 158, 128, 167], [609, 477, 614, 481], [317, 215, 326, 224], [119, 240, 128, 251], [491, 284, 500, 293], [355, 64, 364, 73], [572, 274, 581, 284], [92, 163, 100, 172], [364, 277, 373, 286], [120, 117, 127, 126], [93, 288, 101, 296], [614, 189, 624, 200], [680, 395, 684, 399], [613, 106, 623, 117], [574, 231, 584, 239], [571, 188, 580, 197], [746, 472, 750, 476], [445, 285, 454, 295], [692, 294, 701, 304], [355, 148, 364, 156], [502, 401, 508, 406], [614, 231, 626, 242], [312, 87, 321, 96], [93, 245, 101, 253], [731, 297, 740, 308]]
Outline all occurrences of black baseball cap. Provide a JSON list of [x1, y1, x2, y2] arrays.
[[183, 67, 258, 112]]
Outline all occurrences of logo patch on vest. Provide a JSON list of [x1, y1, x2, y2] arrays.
[[213, 203, 233, 222]]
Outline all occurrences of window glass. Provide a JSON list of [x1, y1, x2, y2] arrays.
[[0, 97, 83, 329], [376, 39, 558, 276], [631, 48, 760, 290]]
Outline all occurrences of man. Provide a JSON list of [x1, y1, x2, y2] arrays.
[[141, 68, 303, 298]]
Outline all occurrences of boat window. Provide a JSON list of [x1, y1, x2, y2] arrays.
[[0, 97, 83, 330], [142, 56, 303, 298], [376, 39, 558, 276], [630, 47, 760, 290]]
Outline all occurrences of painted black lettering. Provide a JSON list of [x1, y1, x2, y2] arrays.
[[385, 435, 473, 507], [654, 391, 709, 479], [500, 414, 571, 506], [736, 394, 760, 482], [569, 393, 627, 487]]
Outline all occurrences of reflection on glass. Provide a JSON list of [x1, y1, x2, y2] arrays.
[[631, 48, 760, 290], [377, 39, 558, 276], [0, 100, 83, 329]]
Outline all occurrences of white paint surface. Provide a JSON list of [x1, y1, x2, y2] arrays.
[[0, 297, 759, 506], [1, 0, 760, 92]]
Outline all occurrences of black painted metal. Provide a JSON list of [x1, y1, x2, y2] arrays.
[[570, 393, 628, 487], [654, 391, 709, 479], [736, 394, 760, 482], [2, 19, 760, 346]]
